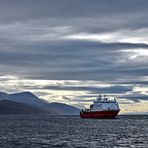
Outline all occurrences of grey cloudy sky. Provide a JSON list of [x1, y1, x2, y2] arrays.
[[0, 0, 148, 112]]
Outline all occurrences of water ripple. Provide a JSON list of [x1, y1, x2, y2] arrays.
[[0, 115, 147, 148]]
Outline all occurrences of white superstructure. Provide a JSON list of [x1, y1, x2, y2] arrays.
[[90, 95, 120, 111]]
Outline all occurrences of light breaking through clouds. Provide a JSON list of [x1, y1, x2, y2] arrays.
[[0, 0, 148, 113]]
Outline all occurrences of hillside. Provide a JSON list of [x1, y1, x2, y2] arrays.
[[0, 91, 80, 115], [0, 100, 48, 114], [0, 91, 50, 108], [48, 102, 80, 115]]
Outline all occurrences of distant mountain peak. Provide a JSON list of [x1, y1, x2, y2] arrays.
[[11, 91, 37, 96], [0, 91, 80, 115]]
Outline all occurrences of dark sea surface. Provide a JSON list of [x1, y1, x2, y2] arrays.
[[0, 115, 147, 148]]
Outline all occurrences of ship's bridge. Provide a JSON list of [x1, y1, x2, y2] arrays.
[[91, 95, 119, 111]]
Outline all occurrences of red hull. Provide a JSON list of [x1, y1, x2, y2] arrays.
[[80, 110, 120, 119]]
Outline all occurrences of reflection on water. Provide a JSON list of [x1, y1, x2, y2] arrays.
[[0, 115, 147, 148]]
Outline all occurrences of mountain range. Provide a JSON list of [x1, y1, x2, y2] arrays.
[[0, 91, 80, 115]]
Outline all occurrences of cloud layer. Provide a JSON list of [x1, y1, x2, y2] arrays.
[[0, 0, 148, 112]]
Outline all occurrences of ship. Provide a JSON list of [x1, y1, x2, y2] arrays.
[[80, 95, 120, 119]]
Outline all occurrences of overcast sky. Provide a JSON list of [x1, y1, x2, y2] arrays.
[[0, 0, 148, 113]]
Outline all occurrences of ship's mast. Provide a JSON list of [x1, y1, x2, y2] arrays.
[[97, 94, 102, 100]]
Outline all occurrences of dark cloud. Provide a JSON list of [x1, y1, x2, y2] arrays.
[[121, 93, 148, 102], [0, 0, 148, 20], [0, 40, 148, 81], [0, 0, 148, 104], [41, 85, 132, 94]]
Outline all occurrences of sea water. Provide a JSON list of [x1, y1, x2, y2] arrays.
[[0, 115, 147, 148]]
